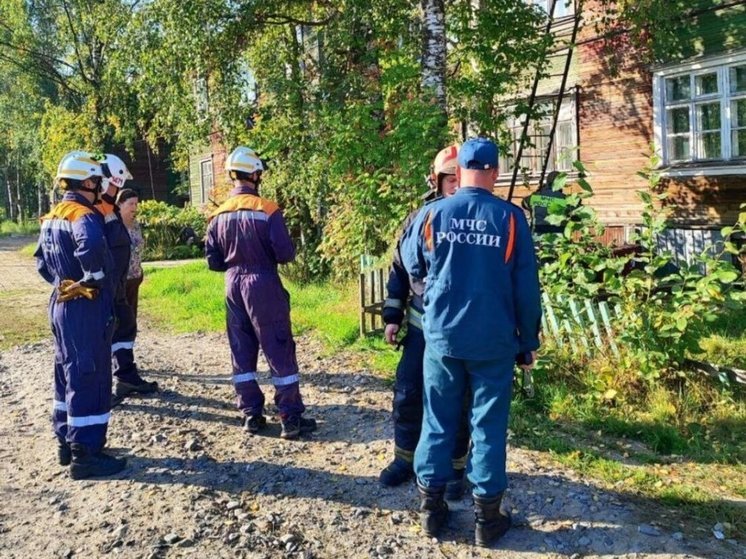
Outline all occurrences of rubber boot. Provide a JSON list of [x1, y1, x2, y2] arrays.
[[70, 444, 128, 480], [58, 440, 72, 466], [445, 468, 466, 500], [418, 483, 448, 538], [474, 493, 512, 547], [379, 457, 414, 487]]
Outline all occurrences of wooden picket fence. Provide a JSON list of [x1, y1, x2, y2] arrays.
[[359, 266, 386, 335], [540, 292, 621, 357]]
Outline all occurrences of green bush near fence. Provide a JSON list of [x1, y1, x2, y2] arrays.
[[137, 200, 207, 261]]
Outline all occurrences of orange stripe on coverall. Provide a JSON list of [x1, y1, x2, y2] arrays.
[[209, 194, 280, 220], [41, 201, 95, 223]]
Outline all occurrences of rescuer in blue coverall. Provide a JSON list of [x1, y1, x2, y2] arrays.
[[401, 138, 542, 546], [380, 145, 470, 499], [35, 151, 127, 480], [96, 154, 158, 405], [205, 146, 316, 440]]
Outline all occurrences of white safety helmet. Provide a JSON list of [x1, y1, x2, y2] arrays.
[[56, 151, 104, 191], [101, 153, 133, 190], [225, 146, 265, 178]]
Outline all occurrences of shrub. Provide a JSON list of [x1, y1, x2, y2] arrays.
[[137, 200, 207, 261], [537, 157, 746, 387]]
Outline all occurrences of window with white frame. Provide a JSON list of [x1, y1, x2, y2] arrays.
[[528, 0, 575, 19], [200, 159, 213, 203], [499, 96, 577, 177], [656, 53, 746, 165]]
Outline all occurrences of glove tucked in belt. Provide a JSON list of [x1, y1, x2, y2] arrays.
[[57, 279, 99, 302]]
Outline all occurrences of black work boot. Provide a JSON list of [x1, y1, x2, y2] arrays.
[[69, 444, 128, 480], [280, 416, 317, 440], [445, 468, 466, 500], [243, 414, 267, 434], [379, 457, 414, 487], [474, 493, 512, 547], [114, 374, 159, 398], [57, 440, 72, 466], [418, 483, 448, 538]]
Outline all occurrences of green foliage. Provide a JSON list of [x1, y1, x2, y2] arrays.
[[539, 156, 746, 385], [137, 200, 207, 260]]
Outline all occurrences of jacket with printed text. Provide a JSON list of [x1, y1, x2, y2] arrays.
[[401, 187, 542, 361]]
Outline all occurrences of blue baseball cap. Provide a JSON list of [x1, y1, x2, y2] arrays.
[[458, 137, 499, 170]]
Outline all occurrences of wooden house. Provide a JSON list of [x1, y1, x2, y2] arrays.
[[503, 0, 746, 253]]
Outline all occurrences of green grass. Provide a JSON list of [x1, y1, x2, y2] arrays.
[[0, 220, 40, 237], [140, 261, 399, 375], [19, 242, 37, 257]]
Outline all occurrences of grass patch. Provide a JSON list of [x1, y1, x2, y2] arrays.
[[0, 290, 48, 349], [19, 242, 37, 258], [140, 261, 399, 375], [0, 220, 40, 237]]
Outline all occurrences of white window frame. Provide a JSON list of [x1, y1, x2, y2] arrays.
[[527, 0, 575, 19], [199, 158, 213, 203], [654, 49, 746, 172], [499, 94, 578, 178]]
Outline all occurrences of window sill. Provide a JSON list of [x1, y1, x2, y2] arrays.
[[658, 161, 746, 177]]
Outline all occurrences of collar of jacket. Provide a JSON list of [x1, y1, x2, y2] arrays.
[[229, 185, 259, 197], [61, 191, 99, 213], [455, 186, 493, 196]]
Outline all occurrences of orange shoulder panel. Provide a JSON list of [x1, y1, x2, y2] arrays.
[[210, 194, 280, 219], [424, 211, 434, 252], [42, 201, 94, 222], [96, 199, 116, 216], [504, 213, 516, 263]]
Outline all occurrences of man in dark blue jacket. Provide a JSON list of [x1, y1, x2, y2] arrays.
[[380, 145, 469, 499], [401, 138, 542, 546]]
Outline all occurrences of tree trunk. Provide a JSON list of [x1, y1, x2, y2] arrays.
[[421, 0, 447, 112], [6, 165, 15, 222], [15, 154, 23, 221]]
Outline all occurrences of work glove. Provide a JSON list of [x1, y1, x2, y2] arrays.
[[57, 279, 99, 302]]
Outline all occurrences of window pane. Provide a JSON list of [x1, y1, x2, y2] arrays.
[[697, 102, 721, 131], [667, 107, 690, 133], [733, 130, 746, 158], [732, 99, 746, 128], [730, 65, 746, 93], [666, 75, 690, 101], [695, 72, 718, 96], [669, 136, 690, 160], [700, 132, 721, 159]]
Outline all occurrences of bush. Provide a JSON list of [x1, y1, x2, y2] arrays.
[[537, 157, 746, 388], [137, 200, 207, 261]]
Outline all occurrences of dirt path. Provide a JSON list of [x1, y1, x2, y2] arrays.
[[0, 237, 741, 559]]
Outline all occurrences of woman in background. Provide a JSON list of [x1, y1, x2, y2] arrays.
[[116, 188, 144, 317]]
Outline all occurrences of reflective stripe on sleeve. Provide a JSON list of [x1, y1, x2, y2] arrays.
[[53, 400, 68, 412], [233, 372, 257, 384], [272, 374, 299, 386], [82, 270, 105, 282], [407, 308, 422, 330], [111, 341, 134, 353], [67, 412, 111, 427], [383, 298, 404, 310]]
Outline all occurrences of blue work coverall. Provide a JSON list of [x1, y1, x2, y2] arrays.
[[205, 185, 306, 420], [383, 208, 470, 471], [35, 192, 115, 451], [401, 187, 542, 497]]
